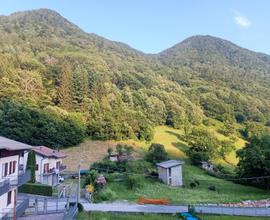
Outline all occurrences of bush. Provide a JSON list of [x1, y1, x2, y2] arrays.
[[94, 187, 116, 203], [145, 143, 168, 164], [91, 160, 127, 174], [125, 174, 143, 190], [19, 183, 53, 196], [208, 185, 216, 191], [68, 202, 84, 212], [188, 151, 209, 166], [126, 160, 153, 174]]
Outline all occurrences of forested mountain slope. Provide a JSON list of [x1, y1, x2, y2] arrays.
[[0, 9, 269, 147]]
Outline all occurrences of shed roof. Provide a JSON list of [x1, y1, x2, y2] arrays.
[[33, 146, 66, 158], [0, 136, 33, 151], [156, 160, 184, 168]]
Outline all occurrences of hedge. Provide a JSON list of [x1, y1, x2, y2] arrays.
[[19, 183, 53, 196]]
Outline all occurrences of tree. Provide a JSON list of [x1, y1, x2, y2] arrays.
[[236, 135, 270, 189], [145, 143, 168, 164], [107, 147, 113, 156], [116, 144, 124, 156], [26, 150, 36, 183]]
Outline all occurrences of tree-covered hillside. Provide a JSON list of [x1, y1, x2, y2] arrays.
[[0, 9, 269, 147]]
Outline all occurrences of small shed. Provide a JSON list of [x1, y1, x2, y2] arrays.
[[156, 160, 184, 186]]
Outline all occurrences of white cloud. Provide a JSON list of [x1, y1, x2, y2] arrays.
[[234, 14, 251, 28]]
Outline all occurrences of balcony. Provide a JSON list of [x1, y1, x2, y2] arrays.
[[59, 164, 67, 172], [9, 170, 31, 187], [43, 164, 67, 175], [0, 179, 10, 196]]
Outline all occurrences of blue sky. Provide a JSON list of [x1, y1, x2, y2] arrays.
[[0, 0, 269, 54]]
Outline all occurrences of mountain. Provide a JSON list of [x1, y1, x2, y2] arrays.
[[0, 9, 269, 147]]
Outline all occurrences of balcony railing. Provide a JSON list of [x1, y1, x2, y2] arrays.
[[16, 198, 29, 217], [0, 198, 29, 219], [43, 164, 67, 175], [10, 170, 31, 187], [0, 179, 10, 196], [59, 164, 67, 172]]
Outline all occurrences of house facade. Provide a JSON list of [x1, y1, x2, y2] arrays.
[[157, 160, 184, 187], [33, 146, 66, 186], [0, 136, 31, 219]]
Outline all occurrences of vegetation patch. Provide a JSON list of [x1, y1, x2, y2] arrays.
[[19, 183, 53, 196]]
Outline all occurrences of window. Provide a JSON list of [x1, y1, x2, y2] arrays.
[[43, 163, 49, 173], [3, 162, 8, 177], [168, 168, 172, 177], [35, 164, 39, 171], [56, 161, 61, 169], [9, 161, 12, 174], [169, 178, 172, 185], [7, 191, 12, 205], [12, 161, 16, 173]]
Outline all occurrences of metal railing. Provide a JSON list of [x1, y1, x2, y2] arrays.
[[9, 169, 31, 187], [63, 205, 78, 220], [16, 198, 29, 217], [0, 179, 10, 196]]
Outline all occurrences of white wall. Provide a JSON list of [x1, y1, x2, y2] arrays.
[[170, 165, 183, 186], [158, 165, 183, 187], [0, 189, 16, 218], [0, 155, 19, 183], [35, 154, 62, 185]]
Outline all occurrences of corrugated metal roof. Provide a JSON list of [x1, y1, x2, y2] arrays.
[[156, 160, 184, 168], [0, 136, 33, 151]]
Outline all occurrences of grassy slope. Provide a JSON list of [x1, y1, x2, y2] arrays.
[[109, 164, 268, 204], [77, 212, 269, 220], [108, 125, 268, 204], [66, 124, 269, 204]]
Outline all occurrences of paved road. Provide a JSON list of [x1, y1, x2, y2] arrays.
[[82, 203, 188, 214]]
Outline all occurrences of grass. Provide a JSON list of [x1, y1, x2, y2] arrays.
[[64, 123, 246, 171], [66, 125, 269, 205], [63, 140, 116, 171], [77, 212, 269, 220], [108, 164, 269, 204]]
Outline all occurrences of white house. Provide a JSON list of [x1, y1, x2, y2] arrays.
[[0, 136, 32, 219], [156, 160, 184, 187], [33, 146, 66, 186]]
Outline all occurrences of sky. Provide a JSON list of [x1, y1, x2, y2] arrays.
[[0, 0, 269, 54]]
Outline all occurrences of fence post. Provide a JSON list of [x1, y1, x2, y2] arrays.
[[44, 198, 47, 214], [35, 198, 38, 215], [66, 197, 70, 210], [56, 198, 59, 212]]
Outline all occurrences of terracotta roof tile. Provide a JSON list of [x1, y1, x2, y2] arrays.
[[33, 146, 66, 158]]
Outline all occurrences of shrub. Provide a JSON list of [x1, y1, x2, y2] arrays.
[[94, 187, 116, 203], [145, 143, 168, 164], [68, 202, 84, 212], [208, 185, 216, 191], [189, 182, 196, 189], [19, 183, 53, 196], [91, 160, 126, 174], [125, 174, 143, 190], [188, 151, 209, 166], [126, 160, 153, 174]]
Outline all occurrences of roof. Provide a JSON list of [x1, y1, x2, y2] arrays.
[[0, 136, 33, 151], [156, 160, 184, 168], [33, 146, 66, 158]]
